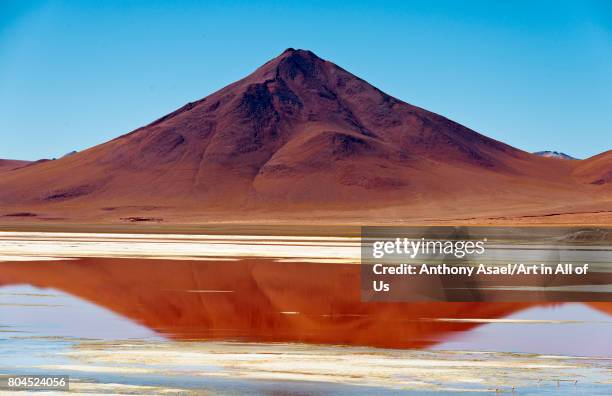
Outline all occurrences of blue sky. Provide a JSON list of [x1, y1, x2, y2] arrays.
[[1, 0, 610, 160]]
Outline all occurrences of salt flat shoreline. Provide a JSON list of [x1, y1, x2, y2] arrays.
[[2, 230, 609, 263], [2, 338, 611, 395], [0, 231, 361, 263]]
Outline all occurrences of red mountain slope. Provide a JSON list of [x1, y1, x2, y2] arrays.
[[0, 159, 31, 172], [575, 150, 612, 186]]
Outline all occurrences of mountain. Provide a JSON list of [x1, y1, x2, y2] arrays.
[[533, 151, 577, 160], [61, 150, 78, 158], [0, 159, 31, 172], [0, 49, 609, 223], [575, 150, 612, 186]]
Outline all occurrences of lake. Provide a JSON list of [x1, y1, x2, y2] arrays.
[[0, 231, 610, 394]]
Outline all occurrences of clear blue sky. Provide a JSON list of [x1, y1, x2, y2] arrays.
[[1, 0, 610, 160]]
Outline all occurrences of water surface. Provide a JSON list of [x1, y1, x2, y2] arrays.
[[0, 231, 610, 394]]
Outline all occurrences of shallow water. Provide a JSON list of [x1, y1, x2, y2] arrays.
[[0, 232, 610, 394]]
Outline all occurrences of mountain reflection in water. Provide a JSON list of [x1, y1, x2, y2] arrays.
[[1, 257, 610, 351]]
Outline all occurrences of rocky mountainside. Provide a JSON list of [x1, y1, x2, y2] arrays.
[[0, 49, 608, 222]]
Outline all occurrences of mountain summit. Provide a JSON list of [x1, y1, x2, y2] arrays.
[[0, 49, 608, 222]]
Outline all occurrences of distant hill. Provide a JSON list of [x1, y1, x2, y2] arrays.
[[61, 150, 78, 158], [0, 159, 32, 172], [533, 151, 577, 160], [574, 150, 612, 186]]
